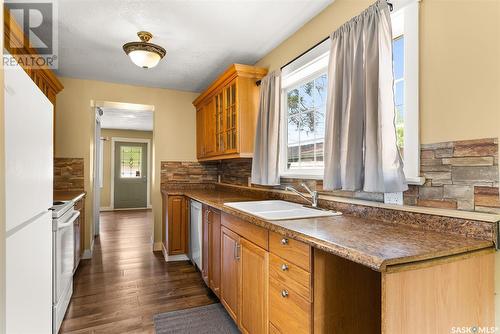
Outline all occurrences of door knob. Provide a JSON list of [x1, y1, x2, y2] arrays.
[[280, 238, 288, 245], [281, 289, 289, 298], [281, 264, 289, 271]]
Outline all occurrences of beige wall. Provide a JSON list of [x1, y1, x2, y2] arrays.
[[100, 129, 153, 209], [55, 77, 198, 251], [255, 0, 500, 145]]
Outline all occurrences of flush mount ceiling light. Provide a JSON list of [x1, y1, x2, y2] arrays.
[[123, 31, 166, 69]]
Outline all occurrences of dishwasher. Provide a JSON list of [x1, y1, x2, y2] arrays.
[[189, 200, 203, 270]]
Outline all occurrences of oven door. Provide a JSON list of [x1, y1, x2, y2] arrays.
[[53, 211, 79, 303]]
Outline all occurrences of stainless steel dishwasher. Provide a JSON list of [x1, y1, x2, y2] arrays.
[[189, 200, 203, 270]]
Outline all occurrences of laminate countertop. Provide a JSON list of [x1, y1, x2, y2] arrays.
[[162, 188, 494, 271], [54, 190, 86, 203]]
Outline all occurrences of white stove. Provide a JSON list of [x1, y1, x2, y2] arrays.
[[50, 200, 79, 333], [51, 200, 74, 219]]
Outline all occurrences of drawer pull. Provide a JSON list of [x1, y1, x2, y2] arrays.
[[281, 264, 289, 271], [281, 289, 289, 298], [280, 238, 289, 245]]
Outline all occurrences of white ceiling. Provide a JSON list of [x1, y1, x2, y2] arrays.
[[55, 0, 333, 92], [100, 108, 153, 131]]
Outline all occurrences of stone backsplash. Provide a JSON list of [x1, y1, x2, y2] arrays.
[[54, 157, 84, 191], [160, 161, 218, 189], [404, 138, 499, 213], [161, 138, 499, 214], [217, 138, 499, 214]]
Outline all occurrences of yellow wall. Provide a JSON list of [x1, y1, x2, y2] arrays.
[[100, 129, 153, 209], [55, 77, 198, 251], [255, 0, 500, 144]]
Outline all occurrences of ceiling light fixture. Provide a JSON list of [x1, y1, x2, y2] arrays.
[[123, 31, 166, 69]]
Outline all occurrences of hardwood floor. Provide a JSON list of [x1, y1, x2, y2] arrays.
[[60, 210, 217, 334]]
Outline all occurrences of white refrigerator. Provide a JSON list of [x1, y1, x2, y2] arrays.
[[4, 55, 54, 333]]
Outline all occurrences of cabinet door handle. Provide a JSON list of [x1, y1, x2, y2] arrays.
[[234, 243, 241, 261], [281, 289, 289, 298], [281, 264, 289, 271], [280, 238, 289, 245]]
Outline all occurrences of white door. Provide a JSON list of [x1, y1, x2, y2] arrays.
[[6, 212, 53, 334]]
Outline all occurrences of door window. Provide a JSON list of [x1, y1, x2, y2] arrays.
[[120, 146, 142, 178]]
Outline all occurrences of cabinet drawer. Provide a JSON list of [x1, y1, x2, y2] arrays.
[[269, 278, 311, 334], [269, 253, 311, 302], [269, 231, 311, 272], [221, 212, 268, 250]]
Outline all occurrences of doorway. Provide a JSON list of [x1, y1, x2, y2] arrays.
[[111, 139, 151, 209], [91, 101, 154, 240]]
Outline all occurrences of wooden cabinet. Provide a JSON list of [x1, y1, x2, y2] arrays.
[[202, 205, 222, 294], [202, 206, 209, 284], [193, 64, 267, 161], [163, 195, 188, 255], [239, 238, 269, 334], [193, 206, 494, 334], [196, 100, 216, 159], [220, 213, 269, 333], [220, 226, 240, 322], [208, 209, 221, 296]]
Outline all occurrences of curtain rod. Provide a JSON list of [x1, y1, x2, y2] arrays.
[[256, 1, 393, 86]]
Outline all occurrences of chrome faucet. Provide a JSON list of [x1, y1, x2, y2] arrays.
[[285, 183, 319, 208]]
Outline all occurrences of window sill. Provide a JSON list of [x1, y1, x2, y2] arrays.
[[405, 176, 426, 186], [279, 173, 426, 186]]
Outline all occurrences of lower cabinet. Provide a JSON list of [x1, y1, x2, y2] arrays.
[[202, 205, 221, 295], [205, 209, 494, 334], [220, 214, 270, 334], [220, 226, 240, 321], [165, 195, 188, 255], [208, 209, 221, 296], [239, 238, 268, 334]]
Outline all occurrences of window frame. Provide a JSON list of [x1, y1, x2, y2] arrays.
[[279, 50, 329, 179], [391, 0, 423, 185]]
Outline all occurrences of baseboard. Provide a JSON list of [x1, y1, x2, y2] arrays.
[[81, 237, 95, 259], [161, 243, 189, 262], [103, 207, 151, 211], [164, 254, 189, 262], [153, 241, 163, 251], [100, 207, 114, 212]]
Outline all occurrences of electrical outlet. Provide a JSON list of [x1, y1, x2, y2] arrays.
[[384, 192, 403, 205]]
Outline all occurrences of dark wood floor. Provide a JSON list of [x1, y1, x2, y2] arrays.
[[60, 210, 217, 334]]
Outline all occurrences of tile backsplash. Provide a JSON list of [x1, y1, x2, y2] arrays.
[[161, 137, 499, 214], [54, 157, 84, 191]]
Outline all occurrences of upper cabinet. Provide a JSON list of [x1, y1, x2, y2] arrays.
[[3, 7, 64, 105], [193, 64, 267, 161]]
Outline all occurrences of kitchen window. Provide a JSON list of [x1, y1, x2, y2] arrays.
[[280, 1, 421, 184], [280, 40, 330, 178]]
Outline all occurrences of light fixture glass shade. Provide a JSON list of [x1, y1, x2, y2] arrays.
[[123, 31, 166, 69], [128, 50, 161, 68]]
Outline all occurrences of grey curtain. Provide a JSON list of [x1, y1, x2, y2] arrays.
[[251, 70, 281, 185], [323, 0, 407, 193]]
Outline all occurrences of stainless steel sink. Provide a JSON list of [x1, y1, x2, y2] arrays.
[[224, 200, 341, 221]]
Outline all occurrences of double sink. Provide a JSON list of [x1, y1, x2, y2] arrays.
[[224, 200, 341, 221]]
